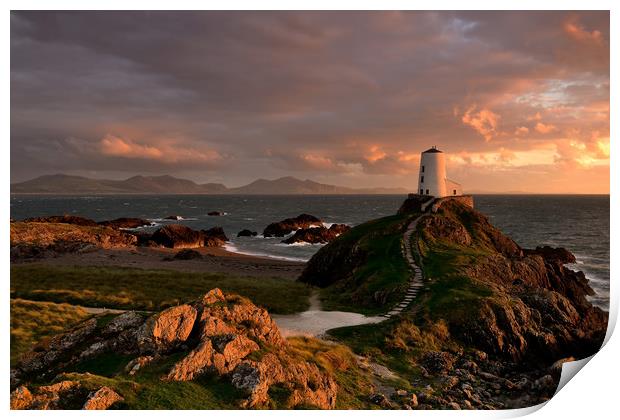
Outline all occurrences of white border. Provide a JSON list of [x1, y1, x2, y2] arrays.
[[3, 2, 616, 419]]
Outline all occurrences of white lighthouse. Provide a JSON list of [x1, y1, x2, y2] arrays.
[[417, 146, 462, 197]]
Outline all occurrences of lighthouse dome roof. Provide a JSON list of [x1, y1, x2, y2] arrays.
[[423, 147, 443, 154]]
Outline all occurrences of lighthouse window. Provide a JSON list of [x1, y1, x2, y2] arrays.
[[421, 176, 424, 183], [420, 189, 423, 195], [453, 189, 457, 195], [421, 166, 425, 173], [425, 189, 429, 195]]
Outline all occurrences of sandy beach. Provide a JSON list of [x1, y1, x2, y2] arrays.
[[11, 245, 306, 280]]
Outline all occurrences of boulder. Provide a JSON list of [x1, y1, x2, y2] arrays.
[[10, 386, 33, 410], [137, 304, 198, 353], [82, 386, 124, 410], [237, 229, 258, 237], [98, 218, 152, 229], [12, 380, 85, 410], [11, 288, 339, 410], [170, 249, 203, 260], [201, 227, 228, 246], [164, 215, 184, 220], [150, 224, 203, 249], [207, 211, 225, 216], [263, 214, 322, 237], [282, 224, 350, 244]]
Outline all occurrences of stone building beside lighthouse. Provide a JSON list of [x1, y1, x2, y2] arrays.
[[417, 146, 462, 197]]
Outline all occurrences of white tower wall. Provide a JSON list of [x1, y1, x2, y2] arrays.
[[418, 150, 447, 197]]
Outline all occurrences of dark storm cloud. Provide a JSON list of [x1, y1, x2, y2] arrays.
[[10, 11, 609, 192]]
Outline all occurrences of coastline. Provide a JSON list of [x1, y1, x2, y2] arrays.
[[12, 245, 306, 280]]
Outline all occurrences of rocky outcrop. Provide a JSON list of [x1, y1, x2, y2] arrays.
[[150, 224, 203, 248], [12, 289, 338, 410], [208, 211, 225, 216], [10, 222, 137, 260], [22, 215, 98, 226], [137, 304, 198, 353], [415, 200, 607, 364], [164, 215, 184, 220], [263, 214, 322, 237], [282, 224, 351, 244], [524, 246, 577, 264], [201, 227, 229, 246], [82, 387, 124, 410], [11, 381, 124, 410], [238, 229, 258, 237], [149, 224, 227, 248], [98, 217, 152, 229]]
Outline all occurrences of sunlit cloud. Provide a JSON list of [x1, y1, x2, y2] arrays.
[[10, 11, 609, 193], [564, 17, 604, 45], [461, 106, 500, 141], [99, 134, 223, 164], [534, 122, 558, 134], [515, 126, 529, 136]]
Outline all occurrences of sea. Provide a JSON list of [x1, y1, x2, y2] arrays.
[[10, 194, 610, 310]]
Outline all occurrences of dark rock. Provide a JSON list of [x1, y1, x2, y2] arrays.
[[524, 246, 577, 264], [164, 215, 184, 220], [201, 227, 228, 247], [98, 218, 152, 229], [397, 194, 430, 214], [263, 214, 322, 237], [170, 249, 203, 260], [237, 229, 258, 237], [207, 211, 225, 216], [420, 351, 456, 374], [150, 224, 204, 249], [22, 215, 98, 226], [369, 393, 392, 408], [282, 224, 350, 244]]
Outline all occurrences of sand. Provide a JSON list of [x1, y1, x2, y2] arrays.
[[12, 246, 305, 280]]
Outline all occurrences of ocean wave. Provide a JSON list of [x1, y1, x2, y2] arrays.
[[148, 217, 199, 222], [223, 243, 308, 262], [275, 242, 324, 247]]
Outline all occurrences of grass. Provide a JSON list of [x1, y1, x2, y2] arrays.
[[287, 336, 375, 409], [416, 234, 494, 323], [11, 264, 313, 315], [10, 298, 91, 365], [317, 213, 416, 315]]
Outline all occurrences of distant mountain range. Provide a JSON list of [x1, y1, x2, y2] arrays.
[[11, 174, 409, 195]]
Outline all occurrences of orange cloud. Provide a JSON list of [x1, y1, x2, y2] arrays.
[[526, 112, 542, 121], [461, 106, 500, 141], [100, 135, 163, 159], [99, 135, 222, 164], [564, 17, 604, 45], [365, 145, 387, 162], [515, 126, 529, 136], [534, 122, 557, 134]]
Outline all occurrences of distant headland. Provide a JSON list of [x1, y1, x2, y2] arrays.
[[10, 174, 409, 195]]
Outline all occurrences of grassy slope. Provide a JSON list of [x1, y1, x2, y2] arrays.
[[11, 264, 312, 315], [327, 204, 498, 387], [11, 299, 91, 365], [318, 214, 416, 315]]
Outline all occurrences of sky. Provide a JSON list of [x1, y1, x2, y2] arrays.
[[10, 11, 609, 193]]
